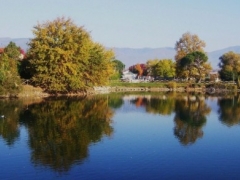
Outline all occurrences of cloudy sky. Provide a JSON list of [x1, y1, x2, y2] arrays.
[[1, 0, 240, 51]]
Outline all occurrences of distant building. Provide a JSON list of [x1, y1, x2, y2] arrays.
[[121, 70, 137, 81]]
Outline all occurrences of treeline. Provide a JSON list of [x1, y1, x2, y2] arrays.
[[128, 32, 240, 83], [1, 17, 240, 96]]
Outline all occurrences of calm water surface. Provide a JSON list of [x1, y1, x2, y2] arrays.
[[0, 93, 240, 179]]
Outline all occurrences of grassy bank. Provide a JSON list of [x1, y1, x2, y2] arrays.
[[109, 80, 239, 92], [110, 81, 187, 88]]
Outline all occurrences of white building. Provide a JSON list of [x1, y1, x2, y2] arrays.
[[121, 70, 137, 81]]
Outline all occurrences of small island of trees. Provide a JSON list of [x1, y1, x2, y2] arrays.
[[0, 17, 240, 97]]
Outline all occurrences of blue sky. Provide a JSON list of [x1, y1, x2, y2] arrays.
[[1, 0, 240, 51]]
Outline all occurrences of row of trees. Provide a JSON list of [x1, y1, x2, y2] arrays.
[[128, 32, 212, 81], [129, 32, 240, 83], [1, 17, 240, 95]]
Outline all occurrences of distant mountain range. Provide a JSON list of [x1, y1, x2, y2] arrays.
[[1, 38, 240, 70]]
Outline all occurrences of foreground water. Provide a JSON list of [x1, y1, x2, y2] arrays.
[[0, 93, 240, 179]]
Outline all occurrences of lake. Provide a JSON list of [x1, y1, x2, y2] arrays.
[[0, 92, 240, 179]]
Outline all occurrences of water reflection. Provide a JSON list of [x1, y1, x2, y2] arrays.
[[19, 96, 114, 172], [218, 95, 240, 127], [108, 93, 124, 109], [174, 96, 211, 145], [0, 99, 23, 146], [1, 93, 240, 174], [129, 93, 175, 115], [128, 94, 211, 145]]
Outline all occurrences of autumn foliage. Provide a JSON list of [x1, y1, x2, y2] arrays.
[[26, 17, 115, 93]]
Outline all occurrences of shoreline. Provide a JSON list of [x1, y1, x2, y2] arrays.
[[0, 84, 239, 99]]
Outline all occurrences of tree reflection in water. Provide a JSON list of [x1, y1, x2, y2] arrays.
[[130, 94, 176, 115], [218, 95, 240, 127], [3, 93, 240, 172], [19, 96, 114, 172], [129, 94, 210, 145], [0, 99, 23, 146], [174, 95, 211, 145], [108, 93, 124, 109]]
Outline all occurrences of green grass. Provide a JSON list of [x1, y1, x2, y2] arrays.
[[109, 80, 239, 92], [109, 80, 188, 88]]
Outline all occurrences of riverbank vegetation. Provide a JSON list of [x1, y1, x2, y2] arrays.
[[1, 17, 240, 97]]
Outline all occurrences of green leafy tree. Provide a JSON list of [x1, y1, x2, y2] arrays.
[[4, 41, 21, 60], [0, 42, 22, 95], [155, 59, 175, 78], [218, 51, 240, 81], [180, 51, 211, 82], [27, 17, 114, 93], [112, 59, 125, 73], [110, 59, 125, 80], [175, 32, 206, 78], [84, 43, 114, 86], [146, 59, 175, 78]]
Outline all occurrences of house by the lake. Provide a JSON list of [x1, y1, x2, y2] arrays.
[[121, 70, 137, 82]]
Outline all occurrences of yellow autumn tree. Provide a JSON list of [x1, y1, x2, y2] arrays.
[[27, 17, 115, 93]]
